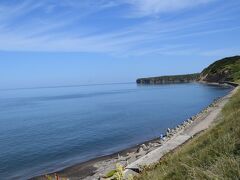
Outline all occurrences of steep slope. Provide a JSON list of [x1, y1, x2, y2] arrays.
[[136, 56, 240, 180], [138, 88, 240, 180], [136, 56, 240, 85], [199, 56, 240, 83]]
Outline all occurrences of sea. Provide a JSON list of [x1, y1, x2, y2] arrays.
[[0, 82, 232, 179]]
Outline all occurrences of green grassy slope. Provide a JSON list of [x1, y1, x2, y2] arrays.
[[137, 56, 240, 180], [200, 56, 240, 83], [138, 88, 240, 180], [136, 55, 240, 85]]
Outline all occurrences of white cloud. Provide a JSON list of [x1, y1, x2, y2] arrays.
[[0, 0, 239, 57], [125, 0, 215, 17]]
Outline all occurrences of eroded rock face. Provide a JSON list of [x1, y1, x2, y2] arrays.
[[136, 73, 200, 84], [136, 56, 240, 85], [199, 56, 240, 83], [199, 68, 232, 82]]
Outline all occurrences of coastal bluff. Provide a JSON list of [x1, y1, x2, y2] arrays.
[[199, 56, 240, 83], [137, 56, 240, 85], [136, 73, 200, 84]]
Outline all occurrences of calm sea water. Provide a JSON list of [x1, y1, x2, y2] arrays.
[[0, 83, 232, 180]]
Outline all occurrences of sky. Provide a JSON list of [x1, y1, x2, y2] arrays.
[[0, 0, 240, 89]]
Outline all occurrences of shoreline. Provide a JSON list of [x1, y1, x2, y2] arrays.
[[124, 84, 239, 178], [32, 82, 238, 180], [31, 135, 162, 180]]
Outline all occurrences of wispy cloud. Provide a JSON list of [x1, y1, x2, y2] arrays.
[[0, 0, 239, 57], [124, 0, 215, 17]]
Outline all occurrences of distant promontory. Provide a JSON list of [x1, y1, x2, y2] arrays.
[[136, 73, 199, 84], [137, 56, 240, 85]]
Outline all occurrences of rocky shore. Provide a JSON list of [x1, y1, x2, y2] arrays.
[[32, 84, 237, 180]]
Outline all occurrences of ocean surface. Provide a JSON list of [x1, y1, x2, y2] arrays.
[[0, 83, 232, 180]]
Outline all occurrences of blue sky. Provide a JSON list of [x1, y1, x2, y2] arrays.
[[0, 0, 240, 88]]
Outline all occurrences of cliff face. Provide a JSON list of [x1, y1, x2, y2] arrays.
[[199, 56, 240, 83], [136, 74, 200, 84], [136, 55, 240, 85]]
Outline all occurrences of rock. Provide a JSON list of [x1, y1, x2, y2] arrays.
[[153, 142, 160, 147], [137, 147, 144, 153], [118, 156, 125, 161], [167, 128, 171, 133], [171, 128, 176, 133], [172, 128, 177, 133], [141, 144, 148, 151], [166, 132, 173, 137]]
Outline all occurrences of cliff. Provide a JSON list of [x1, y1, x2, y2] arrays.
[[136, 73, 200, 84], [199, 56, 240, 83], [136, 56, 240, 85]]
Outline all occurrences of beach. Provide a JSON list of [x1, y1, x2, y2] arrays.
[[31, 84, 238, 180], [1, 1, 240, 179]]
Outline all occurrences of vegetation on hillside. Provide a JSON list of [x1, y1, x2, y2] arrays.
[[136, 55, 240, 84], [136, 56, 240, 180], [137, 87, 240, 180], [136, 73, 199, 84], [200, 56, 240, 83]]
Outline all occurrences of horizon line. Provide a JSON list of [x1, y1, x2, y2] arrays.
[[0, 82, 136, 91]]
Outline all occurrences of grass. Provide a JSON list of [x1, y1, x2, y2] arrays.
[[137, 56, 240, 84], [201, 56, 240, 82], [137, 87, 240, 180]]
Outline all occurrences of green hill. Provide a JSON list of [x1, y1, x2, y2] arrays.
[[199, 56, 240, 83], [136, 56, 240, 180], [136, 56, 240, 85], [138, 91, 240, 179]]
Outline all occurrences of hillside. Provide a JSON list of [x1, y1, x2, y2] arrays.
[[136, 56, 240, 85], [137, 89, 240, 179], [199, 56, 240, 83], [136, 56, 240, 180]]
